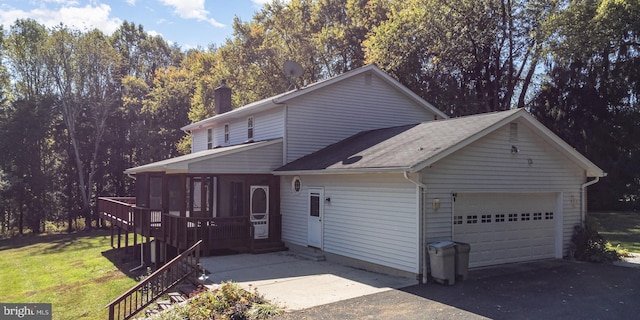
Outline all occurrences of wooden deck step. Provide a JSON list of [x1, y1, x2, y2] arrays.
[[168, 292, 187, 303], [156, 300, 172, 310]]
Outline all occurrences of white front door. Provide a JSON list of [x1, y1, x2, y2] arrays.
[[307, 188, 324, 248]]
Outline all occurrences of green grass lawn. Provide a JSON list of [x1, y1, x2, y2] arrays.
[[590, 211, 640, 253], [0, 231, 140, 319]]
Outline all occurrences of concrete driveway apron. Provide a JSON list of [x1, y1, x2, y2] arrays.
[[198, 251, 417, 311]]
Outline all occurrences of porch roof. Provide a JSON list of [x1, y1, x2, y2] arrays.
[[273, 109, 605, 177], [124, 138, 283, 174]]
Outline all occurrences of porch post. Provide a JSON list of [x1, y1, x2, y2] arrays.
[[124, 230, 129, 253], [117, 227, 122, 248]]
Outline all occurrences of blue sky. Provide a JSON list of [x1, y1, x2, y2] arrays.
[[0, 0, 269, 50]]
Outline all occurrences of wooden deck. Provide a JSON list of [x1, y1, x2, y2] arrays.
[[98, 197, 284, 262]]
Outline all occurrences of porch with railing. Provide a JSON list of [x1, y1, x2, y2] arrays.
[[98, 197, 284, 261]]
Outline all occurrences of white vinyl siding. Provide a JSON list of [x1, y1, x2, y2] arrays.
[[421, 120, 585, 256], [189, 108, 284, 151], [280, 173, 419, 273], [285, 72, 437, 163], [213, 108, 283, 147], [191, 128, 208, 153], [188, 141, 283, 174]]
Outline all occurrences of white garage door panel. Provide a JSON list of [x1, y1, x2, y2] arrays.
[[453, 193, 557, 268]]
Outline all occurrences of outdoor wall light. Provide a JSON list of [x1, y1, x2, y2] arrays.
[[511, 145, 519, 154], [433, 198, 440, 210], [528, 158, 533, 165], [325, 197, 331, 203]]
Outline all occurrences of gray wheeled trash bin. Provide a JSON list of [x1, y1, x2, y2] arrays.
[[454, 242, 471, 280], [428, 241, 456, 285]]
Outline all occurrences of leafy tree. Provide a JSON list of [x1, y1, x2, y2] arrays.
[[0, 98, 53, 233], [311, 0, 390, 75], [142, 66, 194, 159], [104, 22, 184, 197], [44, 26, 122, 228], [1, 20, 61, 233], [5, 19, 50, 100], [529, 0, 640, 210], [365, 0, 557, 115]]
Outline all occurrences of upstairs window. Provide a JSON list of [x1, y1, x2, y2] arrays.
[[224, 123, 230, 143], [207, 128, 213, 149], [247, 116, 254, 140]]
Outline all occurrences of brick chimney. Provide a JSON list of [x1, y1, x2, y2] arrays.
[[214, 79, 232, 115]]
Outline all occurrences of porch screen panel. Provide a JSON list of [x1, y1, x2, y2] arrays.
[[168, 175, 183, 214], [192, 177, 202, 215], [149, 176, 162, 210], [230, 181, 244, 217], [136, 173, 148, 207]]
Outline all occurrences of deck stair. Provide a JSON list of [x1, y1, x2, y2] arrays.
[[294, 247, 326, 261], [106, 240, 203, 320], [251, 240, 288, 254], [141, 283, 218, 319]]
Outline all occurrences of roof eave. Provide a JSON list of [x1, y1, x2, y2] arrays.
[[273, 166, 410, 175], [125, 138, 283, 175]]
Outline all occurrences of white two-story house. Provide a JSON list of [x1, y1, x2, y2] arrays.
[[100, 64, 604, 281]]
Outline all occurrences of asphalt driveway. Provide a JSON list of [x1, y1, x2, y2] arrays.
[[274, 259, 640, 320]]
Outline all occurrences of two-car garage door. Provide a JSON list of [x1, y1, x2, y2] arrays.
[[453, 192, 559, 268]]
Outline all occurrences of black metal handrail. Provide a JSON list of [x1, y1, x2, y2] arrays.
[[106, 240, 202, 320]]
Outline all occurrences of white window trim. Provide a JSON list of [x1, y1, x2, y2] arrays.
[[247, 116, 254, 140], [207, 128, 213, 149], [224, 123, 230, 144]]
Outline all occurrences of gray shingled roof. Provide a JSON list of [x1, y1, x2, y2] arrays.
[[275, 109, 522, 173]]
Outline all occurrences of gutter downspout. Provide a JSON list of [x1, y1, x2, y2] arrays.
[[404, 171, 428, 284], [580, 176, 601, 226], [130, 242, 145, 272]]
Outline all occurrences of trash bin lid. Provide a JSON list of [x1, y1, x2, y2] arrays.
[[429, 241, 455, 248]]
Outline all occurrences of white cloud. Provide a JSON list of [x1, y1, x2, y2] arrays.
[[0, 3, 122, 35], [42, 0, 80, 5], [125, 0, 136, 5], [147, 30, 162, 38], [158, 0, 223, 28]]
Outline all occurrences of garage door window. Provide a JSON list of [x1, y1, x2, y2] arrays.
[[457, 212, 554, 224]]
